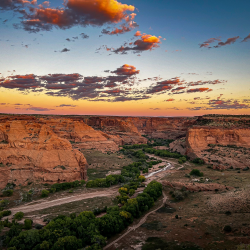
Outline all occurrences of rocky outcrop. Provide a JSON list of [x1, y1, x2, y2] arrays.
[[0, 120, 88, 189], [83, 117, 147, 145], [83, 116, 197, 141], [186, 127, 250, 169], [169, 137, 186, 155], [40, 118, 120, 152]]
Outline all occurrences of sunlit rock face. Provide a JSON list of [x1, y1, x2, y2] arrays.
[[0, 117, 88, 189]]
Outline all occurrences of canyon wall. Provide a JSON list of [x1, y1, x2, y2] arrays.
[[83, 116, 197, 140], [0, 118, 88, 189]]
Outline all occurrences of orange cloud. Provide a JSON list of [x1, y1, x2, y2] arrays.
[[112, 64, 140, 76], [113, 32, 161, 54], [187, 88, 212, 93], [165, 99, 175, 102], [19, 0, 136, 32], [134, 30, 142, 36]]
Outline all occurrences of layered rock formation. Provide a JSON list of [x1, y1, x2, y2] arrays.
[[0, 119, 87, 189], [186, 126, 250, 169], [83, 116, 197, 140], [40, 118, 120, 152], [83, 117, 147, 145]]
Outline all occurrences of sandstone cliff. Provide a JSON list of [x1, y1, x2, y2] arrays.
[[186, 126, 250, 169], [0, 119, 87, 189]]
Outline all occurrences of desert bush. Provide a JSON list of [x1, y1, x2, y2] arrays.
[[14, 212, 24, 220], [24, 219, 33, 230], [1, 210, 11, 217], [192, 158, 205, 165], [190, 169, 204, 177], [178, 156, 187, 164], [3, 190, 13, 197], [41, 190, 49, 198]]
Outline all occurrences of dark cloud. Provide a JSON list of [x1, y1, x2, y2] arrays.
[[101, 21, 138, 35], [80, 33, 89, 39], [56, 104, 77, 107], [26, 107, 55, 111], [242, 33, 250, 43], [0, 74, 42, 90], [146, 77, 181, 94], [199, 37, 221, 48], [187, 88, 212, 93], [61, 48, 70, 52], [213, 36, 240, 48]]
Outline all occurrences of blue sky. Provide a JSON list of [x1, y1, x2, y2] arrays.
[[0, 0, 249, 116]]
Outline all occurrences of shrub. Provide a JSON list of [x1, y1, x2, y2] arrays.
[[138, 175, 146, 182], [1, 210, 11, 217], [41, 189, 49, 198], [225, 211, 231, 216], [223, 225, 232, 232], [190, 169, 203, 177], [14, 212, 24, 220], [129, 189, 135, 196], [0, 199, 9, 208], [24, 219, 33, 230], [192, 158, 205, 165], [178, 157, 187, 164], [3, 190, 13, 197]]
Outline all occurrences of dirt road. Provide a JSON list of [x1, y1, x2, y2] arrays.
[[10, 189, 118, 214]]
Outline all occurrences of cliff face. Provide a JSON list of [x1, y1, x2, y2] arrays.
[[186, 126, 250, 169], [0, 119, 88, 189], [40, 118, 120, 151], [84, 116, 197, 140], [83, 117, 147, 145]]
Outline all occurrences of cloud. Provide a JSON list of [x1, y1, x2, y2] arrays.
[[80, 33, 89, 39], [165, 99, 175, 102], [171, 86, 186, 92], [113, 33, 161, 54], [12, 0, 136, 32], [56, 104, 77, 107], [146, 77, 181, 94], [149, 108, 160, 110], [0, 74, 42, 90], [61, 48, 70, 52], [188, 99, 249, 110], [187, 88, 212, 93], [26, 106, 55, 111], [111, 64, 139, 76], [134, 31, 142, 36], [208, 99, 249, 109], [213, 36, 240, 48], [101, 20, 138, 35], [242, 33, 250, 43], [199, 37, 221, 48]]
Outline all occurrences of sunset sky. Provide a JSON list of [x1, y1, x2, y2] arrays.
[[0, 0, 249, 116]]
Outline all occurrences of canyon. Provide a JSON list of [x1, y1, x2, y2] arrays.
[[0, 114, 249, 188]]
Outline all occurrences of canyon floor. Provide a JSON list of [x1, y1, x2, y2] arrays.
[[0, 114, 250, 249], [2, 149, 250, 250]]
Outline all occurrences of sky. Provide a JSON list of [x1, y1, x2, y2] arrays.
[[0, 0, 249, 117]]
